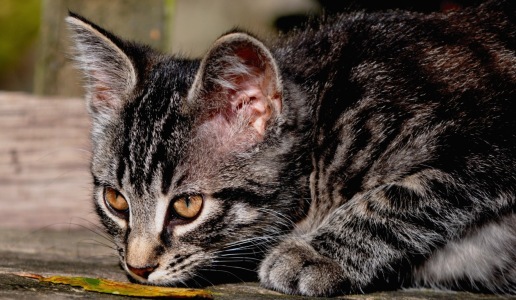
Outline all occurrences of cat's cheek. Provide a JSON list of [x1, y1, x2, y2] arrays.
[[229, 202, 260, 225]]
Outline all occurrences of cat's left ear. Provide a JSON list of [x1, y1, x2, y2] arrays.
[[66, 12, 137, 117], [187, 32, 282, 137]]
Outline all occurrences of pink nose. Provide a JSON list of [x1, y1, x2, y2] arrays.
[[127, 264, 158, 279]]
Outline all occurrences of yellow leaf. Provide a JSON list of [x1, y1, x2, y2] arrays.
[[15, 273, 213, 298]]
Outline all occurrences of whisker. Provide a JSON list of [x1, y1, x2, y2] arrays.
[[257, 207, 297, 228], [76, 239, 117, 251], [213, 235, 280, 261], [217, 252, 263, 259], [183, 271, 205, 288], [216, 256, 262, 262], [67, 222, 116, 244], [209, 262, 257, 273], [220, 235, 279, 251], [70, 217, 109, 234], [191, 271, 215, 287], [198, 268, 247, 284]]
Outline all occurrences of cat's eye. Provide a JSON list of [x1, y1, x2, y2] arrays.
[[104, 187, 129, 218], [172, 195, 203, 219]]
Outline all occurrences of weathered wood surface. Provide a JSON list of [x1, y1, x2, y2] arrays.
[[2, 228, 514, 299], [0, 92, 96, 229]]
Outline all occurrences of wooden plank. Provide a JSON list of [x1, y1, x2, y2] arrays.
[[0, 92, 96, 229]]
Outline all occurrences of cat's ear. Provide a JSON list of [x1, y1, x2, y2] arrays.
[[187, 32, 282, 137], [66, 12, 137, 115]]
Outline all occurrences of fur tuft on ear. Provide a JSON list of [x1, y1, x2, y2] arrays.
[[66, 12, 137, 116], [187, 32, 283, 138]]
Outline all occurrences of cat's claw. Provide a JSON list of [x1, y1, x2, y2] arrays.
[[259, 239, 349, 297]]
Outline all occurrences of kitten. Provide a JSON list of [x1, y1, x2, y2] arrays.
[[67, 0, 516, 296]]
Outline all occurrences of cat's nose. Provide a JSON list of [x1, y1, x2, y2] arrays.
[[127, 264, 158, 279]]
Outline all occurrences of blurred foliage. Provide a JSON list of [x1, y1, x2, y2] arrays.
[[0, 0, 40, 72]]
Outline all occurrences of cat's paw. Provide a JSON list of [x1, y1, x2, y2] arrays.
[[259, 239, 349, 297]]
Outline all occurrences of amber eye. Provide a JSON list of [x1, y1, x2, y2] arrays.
[[172, 195, 203, 219], [104, 187, 129, 218]]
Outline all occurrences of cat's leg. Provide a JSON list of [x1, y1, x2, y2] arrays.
[[259, 169, 514, 296], [259, 195, 403, 296], [414, 212, 516, 293]]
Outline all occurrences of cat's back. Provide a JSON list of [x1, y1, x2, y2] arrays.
[[274, 0, 515, 93], [274, 0, 516, 136], [277, 0, 516, 226]]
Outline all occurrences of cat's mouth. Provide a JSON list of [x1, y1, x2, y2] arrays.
[[124, 264, 193, 286], [125, 264, 159, 282], [123, 253, 260, 287], [121, 250, 208, 286]]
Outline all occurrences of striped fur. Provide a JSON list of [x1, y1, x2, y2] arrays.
[[68, 1, 515, 296]]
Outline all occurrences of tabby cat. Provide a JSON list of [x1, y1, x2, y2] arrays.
[[67, 1, 516, 296]]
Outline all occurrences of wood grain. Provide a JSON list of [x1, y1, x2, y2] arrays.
[[0, 92, 97, 229]]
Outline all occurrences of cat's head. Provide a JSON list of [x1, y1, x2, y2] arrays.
[[66, 13, 308, 285]]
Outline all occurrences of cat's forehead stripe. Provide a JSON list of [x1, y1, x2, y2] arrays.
[[116, 60, 196, 195]]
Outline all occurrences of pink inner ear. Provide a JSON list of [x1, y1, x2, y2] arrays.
[[89, 83, 122, 114], [191, 34, 283, 144], [216, 46, 281, 137], [229, 84, 272, 136], [87, 69, 123, 113]]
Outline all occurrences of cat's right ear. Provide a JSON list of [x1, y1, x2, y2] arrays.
[[186, 32, 283, 138], [66, 12, 136, 116]]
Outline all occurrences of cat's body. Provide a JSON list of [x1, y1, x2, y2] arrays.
[[67, 0, 516, 296]]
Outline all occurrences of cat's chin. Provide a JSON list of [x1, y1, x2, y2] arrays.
[[126, 272, 190, 287], [147, 273, 187, 286]]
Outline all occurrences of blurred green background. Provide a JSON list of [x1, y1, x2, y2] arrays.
[[0, 0, 477, 96], [1, 0, 322, 97], [0, 0, 40, 92]]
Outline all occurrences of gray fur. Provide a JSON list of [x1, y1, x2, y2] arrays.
[[67, 1, 516, 297]]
